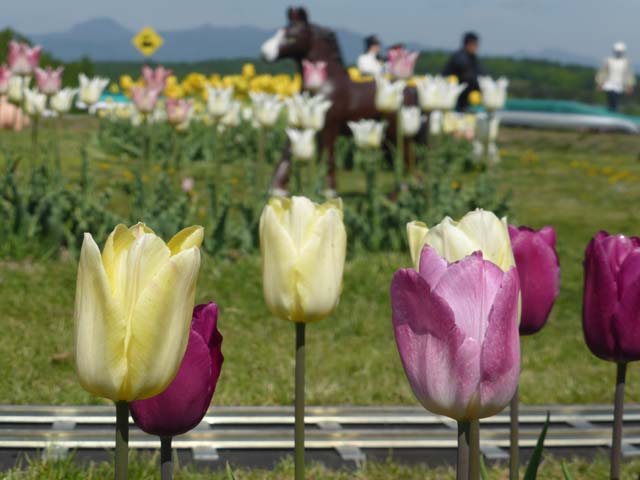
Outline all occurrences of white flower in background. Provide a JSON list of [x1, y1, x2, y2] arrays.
[[441, 112, 477, 140], [400, 106, 421, 137], [348, 119, 386, 149], [374, 76, 406, 112], [7, 75, 29, 104], [250, 91, 283, 128], [286, 92, 332, 131], [475, 112, 500, 143], [429, 110, 443, 136], [241, 105, 253, 122], [416, 75, 467, 112], [479, 76, 509, 111], [286, 128, 316, 160], [220, 100, 241, 127], [78, 74, 109, 107], [50, 88, 78, 114], [23, 88, 46, 117], [207, 86, 234, 117]]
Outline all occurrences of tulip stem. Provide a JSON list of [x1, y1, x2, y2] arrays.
[[457, 421, 470, 480], [510, 386, 519, 480], [611, 362, 627, 480], [395, 110, 404, 189], [469, 419, 480, 480], [115, 401, 129, 480], [294, 322, 306, 480], [161, 436, 173, 480]]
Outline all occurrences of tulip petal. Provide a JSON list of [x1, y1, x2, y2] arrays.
[[432, 252, 503, 343], [74, 234, 126, 400], [101, 224, 135, 294], [417, 244, 448, 285], [613, 251, 640, 360], [457, 211, 514, 270], [130, 329, 212, 437], [124, 247, 201, 400], [167, 225, 204, 255], [478, 267, 520, 418], [296, 208, 347, 322], [424, 218, 479, 263], [391, 268, 481, 421], [260, 203, 297, 321], [583, 235, 619, 360], [407, 221, 428, 268]]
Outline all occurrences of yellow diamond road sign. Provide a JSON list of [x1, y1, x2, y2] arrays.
[[132, 27, 163, 57]]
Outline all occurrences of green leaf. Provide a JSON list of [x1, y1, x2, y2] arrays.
[[226, 462, 237, 480], [523, 411, 551, 480], [480, 454, 490, 480], [561, 460, 574, 480]]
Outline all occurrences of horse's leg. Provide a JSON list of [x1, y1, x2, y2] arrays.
[[319, 125, 339, 193], [270, 142, 292, 195]]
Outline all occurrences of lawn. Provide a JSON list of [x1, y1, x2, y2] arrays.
[[2, 121, 640, 477]]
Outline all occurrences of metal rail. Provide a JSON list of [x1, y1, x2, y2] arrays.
[[0, 404, 637, 463]]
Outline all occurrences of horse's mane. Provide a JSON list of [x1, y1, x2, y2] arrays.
[[310, 24, 345, 66]]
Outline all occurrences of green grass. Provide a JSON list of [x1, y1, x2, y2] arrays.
[[5, 453, 640, 479]]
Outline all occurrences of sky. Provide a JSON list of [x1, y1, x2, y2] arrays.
[[3, 0, 640, 63]]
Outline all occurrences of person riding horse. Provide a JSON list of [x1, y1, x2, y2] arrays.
[[261, 6, 418, 195]]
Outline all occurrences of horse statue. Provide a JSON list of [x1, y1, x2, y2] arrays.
[[261, 6, 418, 195]]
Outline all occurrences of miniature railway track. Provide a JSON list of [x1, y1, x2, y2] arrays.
[[0, 404, 638, 467]]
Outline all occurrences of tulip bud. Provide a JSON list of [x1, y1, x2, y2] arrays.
[[416, 75, 467, 112], [374, 76, 406, 112], [78, 74, 109, 107], [8, 41, 41, 76], [508, 225, 560, 335], [35, 66, 64, 96], [130, 302, 223, 437], [348, 119, 385, 149], [74, 223, 203, 402], [302, 60, 328, 91], [478, 76, 509, 111], [23, 88, 47, 117], [286, 128, 316, 161], [260, 196, 347, 323], [583, 232, 640, 363], [50, 88, 78, 114], [391, 245, 520, 421], [400, 106, 422, 137], [407, 210, 515, 272], [387, 49, 419, 80], [142, 65, 173, 92]]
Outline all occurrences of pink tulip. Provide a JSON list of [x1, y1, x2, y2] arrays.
[[508, 225, 560, 335], [302, 60, 327, 91], [391, 245, 520, 421], [165, 98, 193, 126], [181, 177, 195, 193], [130, 302, 224, 437], [142, 65, 173, 91], [583, 231, 640, 363], [0, 98, 29, 131], [34, 66, 64, 96], [387, 49, 419, 79], [0, 65, 11, 95], [131, 86, 161, 114], [8, 41, 42, 76]]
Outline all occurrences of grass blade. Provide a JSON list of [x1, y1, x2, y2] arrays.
[[523, 411, 551, 480]]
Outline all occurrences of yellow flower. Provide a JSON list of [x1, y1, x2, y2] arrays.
[[468, 90, 482, 106], [407, 209, 515, 271], [447, 75, 459, 84], [242, 63, 256, 78], [260, 196, 347, 323], [74, 223, 203, 402]]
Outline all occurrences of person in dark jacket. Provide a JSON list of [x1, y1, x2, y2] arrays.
[[442, 32, 483, 111]]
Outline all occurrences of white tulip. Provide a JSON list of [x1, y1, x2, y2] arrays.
[[400, 106, 421, 137], [7, 75, 29, 104], [78, 74, 109, 107], [207, 86, 234, 117], [416, 75, 467, 112], [479, 76, 509, 111], [286, 128, 316, 160], [374, 76, 406, 112], [406, 209, 515, 271], [348, 119, 386, 149], [23, 88, 47, 117], [50, 88, 78, 114], [250, 91, 283, 128], [286, 92, 332, 131], [220, 100, 241, 127]]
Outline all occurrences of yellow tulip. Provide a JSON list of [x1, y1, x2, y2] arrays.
[[469, 90, 482, 106], [407, 209, 515, 271], [242, 63, 256, 78], [260, 196, 347, 323], [74, 223, 204, 402]]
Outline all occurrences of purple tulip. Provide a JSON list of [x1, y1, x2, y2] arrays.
[[130, 302, 223, 437], [391, 245, 520, 421], [508, 225, 560, 335], [583, 232, 640, 363]]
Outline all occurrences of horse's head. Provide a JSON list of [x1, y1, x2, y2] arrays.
[[261, 7, 313, 62]]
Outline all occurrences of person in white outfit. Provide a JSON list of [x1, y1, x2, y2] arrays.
[[596, 42, 636, 112], [357, 35, 383, 76]]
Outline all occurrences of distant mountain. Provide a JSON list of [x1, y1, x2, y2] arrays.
[[511, 48, 600, 68], [28, 17, 374, 63]]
